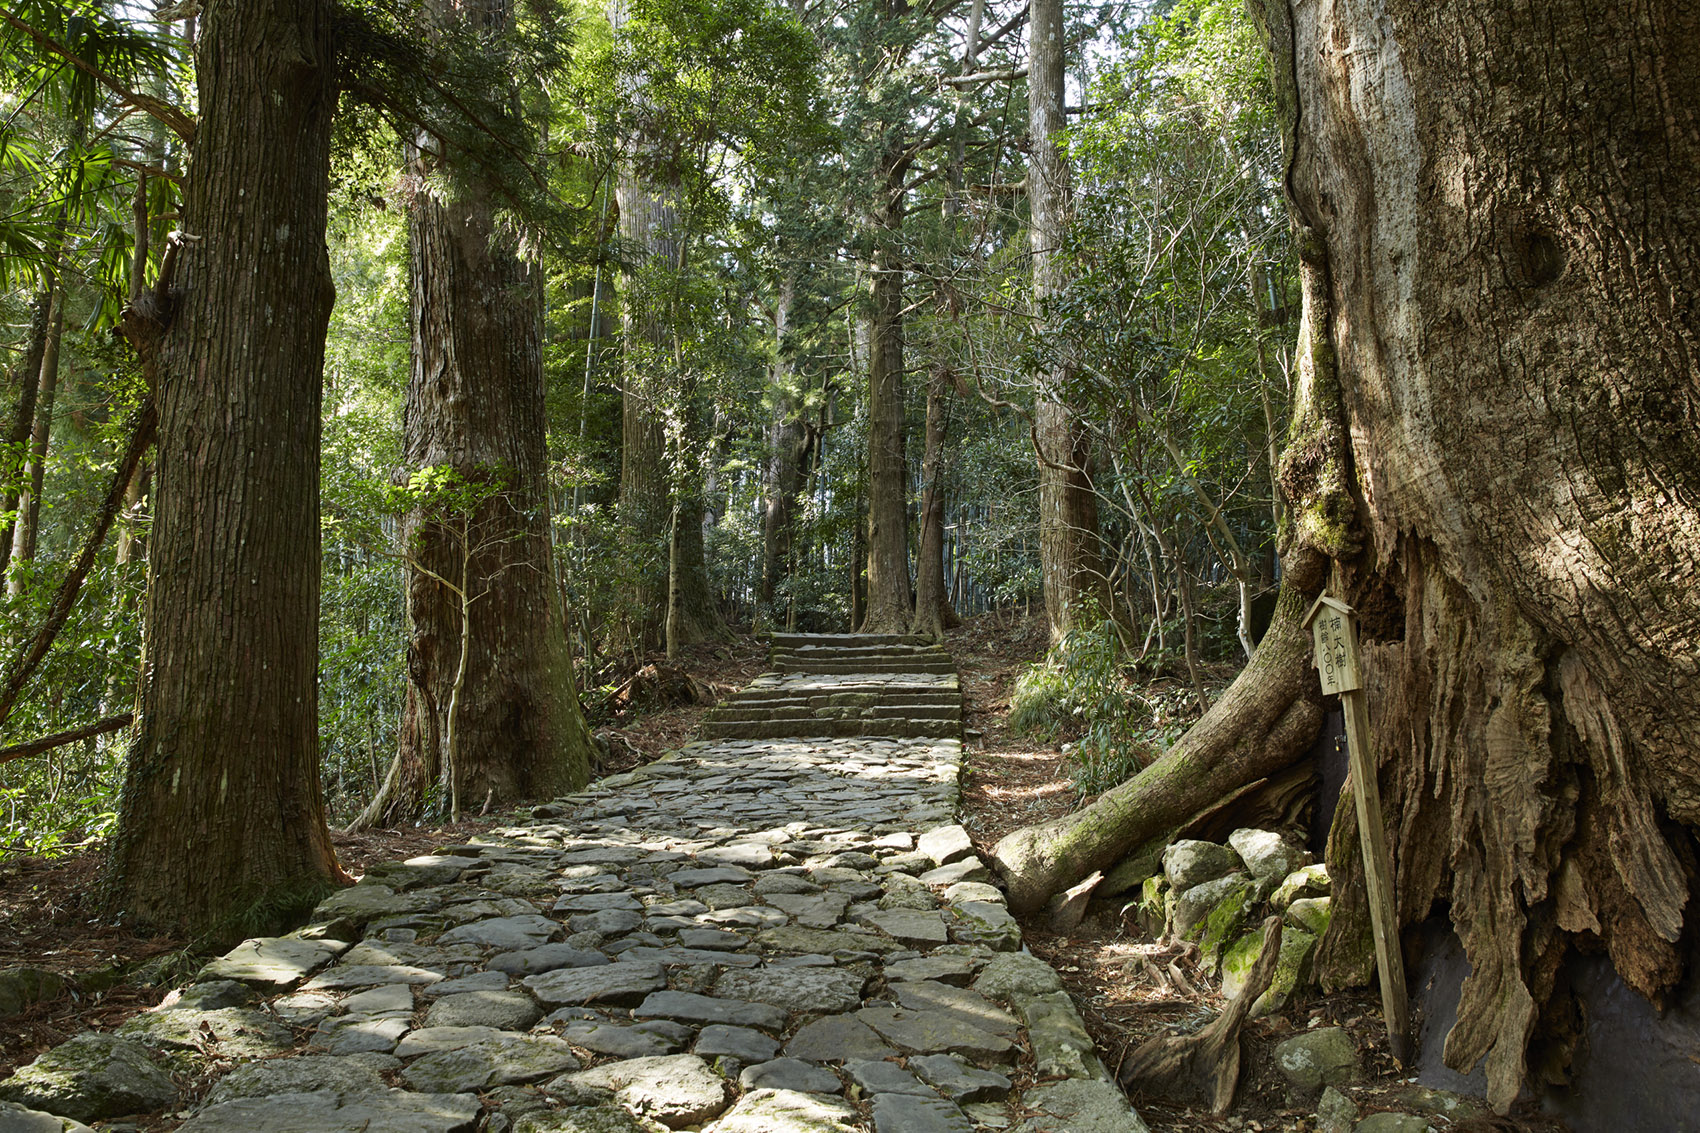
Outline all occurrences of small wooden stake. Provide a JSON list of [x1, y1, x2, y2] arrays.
[[1303, 591, 1411, 1065]]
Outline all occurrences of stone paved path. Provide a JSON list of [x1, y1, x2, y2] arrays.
[[0, 636, 1148, 1133]]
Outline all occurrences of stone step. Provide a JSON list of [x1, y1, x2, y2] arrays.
[[706, 703, 962, 723], [722, 689, 962, 708], [698, 716, 961, 740], [769, 632, 933, 648], [771, 643, 949, 658], [771, 653, 958, 670]]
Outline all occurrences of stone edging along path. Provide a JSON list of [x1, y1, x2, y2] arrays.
[[0, 634, 1150, 1133]]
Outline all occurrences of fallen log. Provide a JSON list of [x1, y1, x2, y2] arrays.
[[991, 573, 1325, 913]]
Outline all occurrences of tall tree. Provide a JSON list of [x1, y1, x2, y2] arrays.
[[103, 0, 343, 937], [909, 364, 959, 639], [759, 276, 817, 620], [605, 0, 814, 650], [1251, 0, 1700, 1111], [351, 0, 596, 829], [1029, 0, 1102, 642], [855, 0, 918, 634], [5, 292, 62, 595], [859, 135, 914, 633]]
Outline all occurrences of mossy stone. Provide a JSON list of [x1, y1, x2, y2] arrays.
[[1287, 896, 1332, 937], [1220, 926, 1316, 1016]]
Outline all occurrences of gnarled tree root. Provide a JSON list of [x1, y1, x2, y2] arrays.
[[991, 578, 1325, 914]]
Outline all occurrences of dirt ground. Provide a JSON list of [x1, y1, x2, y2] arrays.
[[0, 620, 1565, 1130]]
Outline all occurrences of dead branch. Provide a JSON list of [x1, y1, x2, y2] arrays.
[[0, 714, 134, 764]]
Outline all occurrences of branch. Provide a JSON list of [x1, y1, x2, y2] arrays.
[[0, 13, 195, 144], [0, 400, 157, 731], [941, 67, 1026, 87], [112, 158, 183, 186], [0, 714, 133, 765]]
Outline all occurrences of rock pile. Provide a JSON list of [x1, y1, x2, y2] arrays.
[[1128, 829, 1331, 1018]]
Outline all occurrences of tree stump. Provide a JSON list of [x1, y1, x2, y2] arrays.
[[1118, 915, 1283, 1115]]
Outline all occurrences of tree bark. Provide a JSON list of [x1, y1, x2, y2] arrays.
[[355, 7, 595, 827], [860, 149, 914, 633], [1251, 0, 1700, 1111], [1030, 0, 1103, 644], [102, 0, 343, 940]]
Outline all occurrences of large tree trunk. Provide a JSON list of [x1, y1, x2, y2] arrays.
[[860, 146, 914, 634], [1252, 0, 1700, 1112], [102, 0, 343, 940], [353, 0, 593, 830], [1029, 0, 1103, 644]]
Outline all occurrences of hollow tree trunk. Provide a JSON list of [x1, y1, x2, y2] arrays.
[[102, 0, 343, 940], [1251, 0, 1700, 1111], [1030, 0, 1103, 644]]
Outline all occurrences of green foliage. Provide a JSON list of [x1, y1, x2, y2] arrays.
[[1011, 618, 1168, 798], [0, 741, 122, 861]]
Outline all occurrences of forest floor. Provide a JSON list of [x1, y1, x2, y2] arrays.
[[0, 617, 1567, 1131], [943, 611, 1566, 1133]]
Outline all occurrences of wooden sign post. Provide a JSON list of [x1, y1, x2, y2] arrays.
[[1303, 593, 1411, 1065]]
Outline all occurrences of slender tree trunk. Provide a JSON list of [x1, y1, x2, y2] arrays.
[[0, 290, 53, 582], [6, 297, 64, 595], [860, 156, 914, 633], [1246, 0, 1700, 1111], [1030, 0, 1102, 644], [615, 166, 676, 648], [761, 279, 811, 615], [103, 0, 343, 940], [910, 366, 959, 640]]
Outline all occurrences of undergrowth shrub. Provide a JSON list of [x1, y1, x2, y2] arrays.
[[1010, 618, 1163, 797]]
